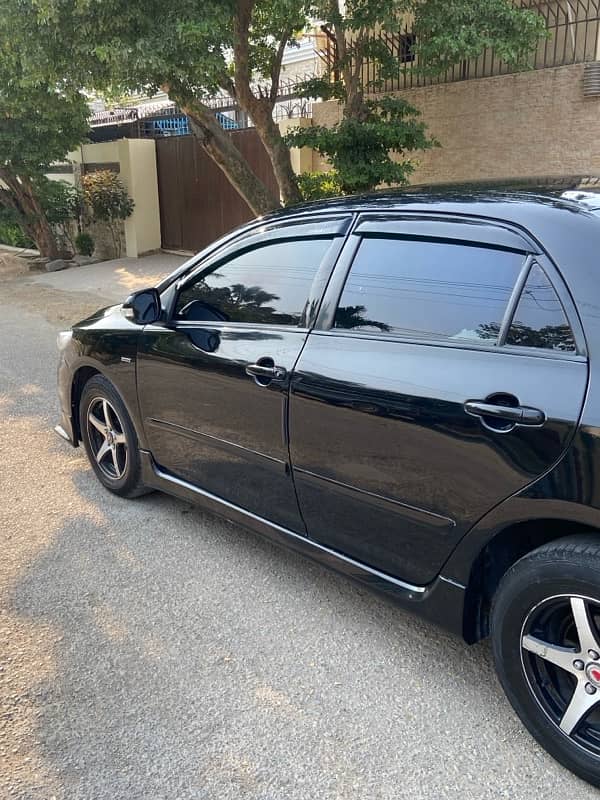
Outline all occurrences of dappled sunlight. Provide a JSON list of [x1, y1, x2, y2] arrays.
[[114, 266, 168, 292], [200, 752, 259, 795], [19, 382, 43, 396], [93, 602, 129, 643], [254, 684, 303, 716]]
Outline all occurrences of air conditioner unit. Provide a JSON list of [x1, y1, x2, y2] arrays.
[[583, 62, 600, 96]]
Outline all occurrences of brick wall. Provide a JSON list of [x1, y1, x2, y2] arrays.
[[311, 63, 600, 185]]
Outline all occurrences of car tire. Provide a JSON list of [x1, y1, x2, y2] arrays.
[[79, 374, 150, 498], [492, 535, 600, 786]]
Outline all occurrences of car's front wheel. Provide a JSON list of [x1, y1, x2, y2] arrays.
[[79, 374, 148, 498], [492, 536, 600, 786]]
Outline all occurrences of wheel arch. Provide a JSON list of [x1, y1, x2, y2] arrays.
[[462, 518, 600, 643], [71, 365, 102, 442]]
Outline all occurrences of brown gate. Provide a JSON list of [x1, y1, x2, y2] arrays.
[[156, 130, 279, 253]]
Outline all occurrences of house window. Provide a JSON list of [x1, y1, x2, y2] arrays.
[[399, 33, 416, 64]]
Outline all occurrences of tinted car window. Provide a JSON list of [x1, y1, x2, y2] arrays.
[[506, 263, 575, 351], [176, 237, 334, 326], [334, 237, 525, 343]]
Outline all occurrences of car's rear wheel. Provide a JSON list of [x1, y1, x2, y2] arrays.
[[492, 536, 600, 786], [79, 374, 149, 498]]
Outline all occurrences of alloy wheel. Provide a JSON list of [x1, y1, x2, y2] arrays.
[[521, 594, 600, 755], [86, 396, 128, 480]]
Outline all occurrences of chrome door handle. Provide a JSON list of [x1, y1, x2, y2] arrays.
[[464, 400, 545, 426], [245, 363, 287, 381]]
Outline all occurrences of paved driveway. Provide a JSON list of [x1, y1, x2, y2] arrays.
[[31, 252, 188, 301], [0, 263, 598, 799]]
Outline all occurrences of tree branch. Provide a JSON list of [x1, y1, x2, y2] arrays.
[[232, 0, 257, 109], [270, 27, 292, 106]]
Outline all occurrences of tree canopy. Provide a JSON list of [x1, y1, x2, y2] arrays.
[[6, 0, 548, 211], [0, 26, 90, 256], [287, 0, 546, 196]]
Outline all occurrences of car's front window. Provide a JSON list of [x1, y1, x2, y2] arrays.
[[175, 237, 335, 326]]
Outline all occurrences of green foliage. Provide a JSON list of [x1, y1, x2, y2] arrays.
[[38, 180, 81, 226], [307, 0, 547, 79], [0, 208, 34, 248], [0, 53, 89, 180], [82, 170, 134, 257], [37, 179, 82, 253], [18, 0, 306, 101], [82, 171, 134, 223], [75, 231, 95, 256], [413, 0, 549, 76], [0, 10, 90, 255], [293, 0, 546, 198], [296, 171, 343, 201], [287, 97, 438, 195], [8, 0, 548, 210]]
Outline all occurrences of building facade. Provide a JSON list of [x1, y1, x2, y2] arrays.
[[313, 0, 600, 184]]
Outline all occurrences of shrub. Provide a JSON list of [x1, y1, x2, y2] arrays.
[[0, 208, 34, 248], [296, 172, 343, 202], [75, 231, 95, 256], [37, 179, 82, 255], [81, 170, 134, 257]]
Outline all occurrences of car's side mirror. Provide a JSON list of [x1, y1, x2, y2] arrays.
[[122, 288, 162, 325]]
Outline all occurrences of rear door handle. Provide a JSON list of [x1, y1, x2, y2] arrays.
[[464, 400, 545, 426]]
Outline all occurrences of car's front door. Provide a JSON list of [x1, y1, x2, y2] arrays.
[[137, 217, 349, 532], [289, 217, 589, 584]]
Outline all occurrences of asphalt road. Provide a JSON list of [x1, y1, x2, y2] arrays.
[[1, 280, 598, 799]]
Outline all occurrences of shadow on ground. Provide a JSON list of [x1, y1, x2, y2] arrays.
[[1, 375, 597, 800]]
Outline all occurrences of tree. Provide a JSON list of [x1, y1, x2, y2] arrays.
[[17, 0, 546, 210], [0, 46, 90, 258], [22, 0, 307, 213], [286, 0, 547, 196], [287, 95, 438, 195], [0, 11, 89, 257]]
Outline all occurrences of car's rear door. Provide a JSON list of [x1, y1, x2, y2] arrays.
[[289, 216, 588, 584], [137, 216, 350, 533]]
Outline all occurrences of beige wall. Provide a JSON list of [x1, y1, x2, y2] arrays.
[[54, 138, 162, 258], [312, 63, 600, 185], [278, 118, 316, 175], [117, 139, 162, 257]]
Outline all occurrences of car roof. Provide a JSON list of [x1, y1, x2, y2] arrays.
[[261, 186, 596, 222]]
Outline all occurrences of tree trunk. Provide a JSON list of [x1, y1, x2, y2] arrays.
[[29, 214, 62, 259], [230, 2, 302, 206], [250, 103, 303, 207], [168, 89, 281, 217], [0, 170, 62, 258]]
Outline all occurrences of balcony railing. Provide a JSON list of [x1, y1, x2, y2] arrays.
[[352, 0, 600, 92]]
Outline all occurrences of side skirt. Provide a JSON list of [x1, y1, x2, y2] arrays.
[[140, 450, 469, 640]]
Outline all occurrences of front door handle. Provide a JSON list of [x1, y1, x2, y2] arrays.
[[464, 399, 545, 427], [246, 358, 287, 386]]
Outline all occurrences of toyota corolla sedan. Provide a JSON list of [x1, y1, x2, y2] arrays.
[[56, 190, 600, 785]]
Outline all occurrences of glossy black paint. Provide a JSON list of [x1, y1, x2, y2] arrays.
[[56, 190, 600, 643], [289, 333, 586, 584], [136, 324, 307, 532]]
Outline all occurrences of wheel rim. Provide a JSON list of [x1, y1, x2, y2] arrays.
[[521, 594, 600, 756], [86, 397, 128, 480]]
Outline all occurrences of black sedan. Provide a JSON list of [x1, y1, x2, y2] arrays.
[[56, 190, 600, 786]]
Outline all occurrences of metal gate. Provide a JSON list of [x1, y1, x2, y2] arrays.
[[156, 130, 279, 253]]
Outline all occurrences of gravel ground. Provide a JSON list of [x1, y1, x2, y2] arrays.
[[1, 274, 598, 799]]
